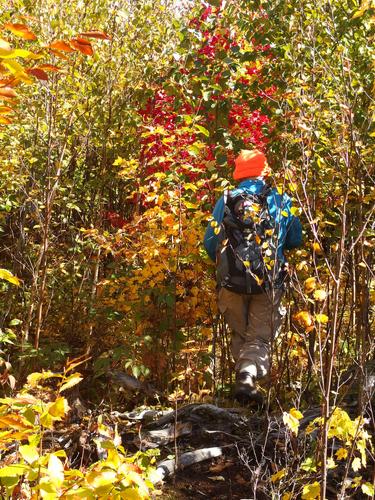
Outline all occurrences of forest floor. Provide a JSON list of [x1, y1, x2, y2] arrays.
[[62, 381, 374, 500]]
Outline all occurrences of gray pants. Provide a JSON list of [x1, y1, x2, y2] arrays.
[[218, 287, 283, 379]]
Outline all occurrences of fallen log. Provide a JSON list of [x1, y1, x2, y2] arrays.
[[135, 421, 193, 448], [151, 446, 223, 484], [147, 403, 241, 429]]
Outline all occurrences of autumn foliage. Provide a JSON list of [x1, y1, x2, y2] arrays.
[[0, 0, 373, 498]]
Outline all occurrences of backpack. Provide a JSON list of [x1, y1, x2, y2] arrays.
[[216, 185, 284, 294]]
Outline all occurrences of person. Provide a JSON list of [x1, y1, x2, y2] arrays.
[[204, 149, 302, 405]]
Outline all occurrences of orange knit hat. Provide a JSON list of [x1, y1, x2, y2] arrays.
[[233, 149, 270, 180]]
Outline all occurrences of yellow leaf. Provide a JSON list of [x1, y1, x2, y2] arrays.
[[336, 447, 348, 460], [312, 242, 323, 254], [294, 310, 313, 328], [362, 482, 375, 497], [283, 410, 300, 435], [27, 371, 58, 387], [290, 408, 303, 420], [281, 210, 288, 217], [282, 493, 292, 500], [352, 457, 362, 472], [4, 23, 37, 41], [59, 374, 83, 393], [271, 468, 285, 483], [19, 444, 39, 464], [0, 268, 21, 286], [48, 454, 64, 487], [313, 289, 327, 301], [243, 260, 250, 268], [0, 464, 29, 477], [214, 227, 220, 235], [304, 277, 316, 293], [351, 476, 362, 488], [315, 314, 329, 324], [48, 396, 69, 418], [301, 481, 320, 499], [0, 38, 13, 57]]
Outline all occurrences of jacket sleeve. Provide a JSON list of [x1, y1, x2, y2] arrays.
[[203, 196, 225, 262], [285, 215, 303, 249]]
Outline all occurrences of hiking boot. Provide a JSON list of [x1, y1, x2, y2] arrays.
[[234, 371, 264, 407]]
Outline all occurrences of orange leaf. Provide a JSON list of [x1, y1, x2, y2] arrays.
[[49, 40, 74, 52], [49, 49, 69, 61], [27, 68, 48, 81], [38, 63, 61, 72], [0, 105, 13, 114], [79, 30, 111, 40], [293, 310, 313, 329], [0, 414, 33, 430], [70, 38, 93, 55], [0, 116, 12, 124], [0, 87, 17, 98], [4, 23, 37, 41]]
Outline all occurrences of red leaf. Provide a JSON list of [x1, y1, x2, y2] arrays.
[[70, 38, 93, 56], [0, 87, 17, 98], [4, 23, 37, 40], [49, 40, 74, 52], [27, 68, 48, 81], [78, 30, 111, 40]]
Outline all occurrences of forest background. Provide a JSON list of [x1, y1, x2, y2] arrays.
[[0, 0, 373, 498]]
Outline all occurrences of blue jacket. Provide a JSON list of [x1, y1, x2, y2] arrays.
[[203, 179, 302, 262]]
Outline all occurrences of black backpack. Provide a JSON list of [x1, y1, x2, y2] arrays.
[[216, 185, 284, 294]]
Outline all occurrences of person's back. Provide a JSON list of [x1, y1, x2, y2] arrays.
[[204, 150, 302, 406]]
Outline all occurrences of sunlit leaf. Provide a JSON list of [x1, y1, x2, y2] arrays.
[[48, 396, 69, 418], [352, 457, 362, 472], [0, 106, 14, 115], [27, 371, 59, 387], [271, 468, 285, 483], [59, 373, 83, 393], [70, 38, 93, 55], [301, 481, 320, 500], [293, 310, 313, 328], [4, 23, 37, 40], [49, 40, 74, 52], [38, 64, 61, 72], [313, 289, 327, 301], [79, 30, 111, 40], [27, 68, 48, 81], [283, 409, 301, 435], [0, 87, 17, 99], [304, 277, 317, 293], [0, 268, 20, 285], [0, 464, 29, 477], [315, 314, 328, 324], [48, 454, 64, 487], [361, 483, 375, 497], [19, 444, 39, 464], [335, 447, 348, 460]]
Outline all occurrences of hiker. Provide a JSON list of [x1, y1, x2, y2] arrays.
[[204, 150, 302, 405]]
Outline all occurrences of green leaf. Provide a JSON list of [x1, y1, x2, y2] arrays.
[[195, 125, 210, 137]]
